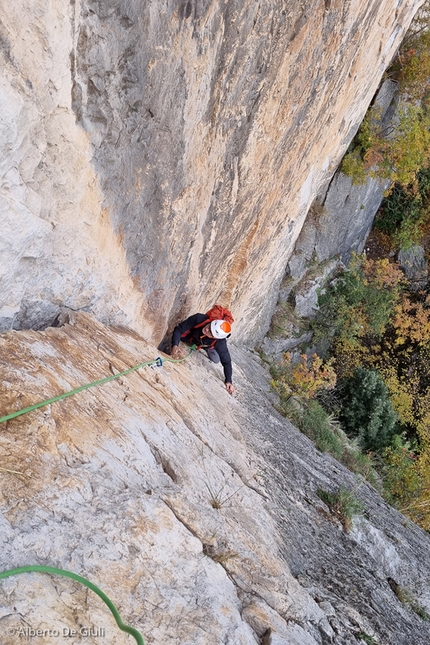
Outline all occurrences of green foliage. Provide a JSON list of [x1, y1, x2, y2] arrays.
[[391, 583, 430, 621], [312, 255, 404, 349], [412, 601, 430, 621], [270, 341, 381, 484], [313, 257, 430, 528], [317, 486, 364, 531], [375, 182, 422, 235], [375, 167, 430, 249], [340, 112, 380, 186], [271, 353, 343, 456], [358, 633, 379, 645], [342, 15, 430, 193], [394, 216, 425, 250], [270, 352, 336, 403], [341, 116, 375, 185], [340, 149, 368, 185], [268, 301, 308, 339], [306, 259, 430, 526], [339, 368, 399, 452], [382, 434, 422, 509], [398, 22, 430, 104], [380, 293, 430, 431], [339, 442, 380, 490], [341, 102, 430, 191], [281, 398, 343, 457], [277, 394, 380, 486], [378, 105, 430, 188]]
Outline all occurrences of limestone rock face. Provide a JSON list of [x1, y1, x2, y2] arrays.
[[0, 0, 422, 343], [398, 245, 429, 290], [285, 80, 398, 285], [0, 2, 147, 337], [1, 313, 430, 644]]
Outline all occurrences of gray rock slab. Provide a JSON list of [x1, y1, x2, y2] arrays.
[[1, 313, 430, 644], [398, 245, 429, 290]]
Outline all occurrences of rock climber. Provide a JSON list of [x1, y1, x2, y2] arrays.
[[171, 310, 236, 395]]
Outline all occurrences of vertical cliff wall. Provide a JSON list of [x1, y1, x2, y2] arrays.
[[0, 0, 422, 344]]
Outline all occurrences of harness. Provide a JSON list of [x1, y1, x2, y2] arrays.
[[181, 318, 217, 350]]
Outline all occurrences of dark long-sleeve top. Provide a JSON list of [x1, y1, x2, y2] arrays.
[[172, 313, 233, 383]]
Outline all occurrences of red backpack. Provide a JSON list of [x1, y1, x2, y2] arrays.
[[203, 305, 234, 325]]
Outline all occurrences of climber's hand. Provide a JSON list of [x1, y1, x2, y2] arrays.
[[171, 346, 183, 360], [225, 382, 236, 395]]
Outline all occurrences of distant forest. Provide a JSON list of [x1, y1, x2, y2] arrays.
[[272, 5, 430, 532]]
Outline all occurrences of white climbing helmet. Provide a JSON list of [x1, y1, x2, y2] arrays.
[[210, 319, 231, 339]]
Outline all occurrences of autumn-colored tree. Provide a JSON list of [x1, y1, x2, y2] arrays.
[[271, 352, 337, 401], [374, 167, 430, 249], [316, 255, 430, 528], [342, 9, 430, 194], [383, 434, 423, 516], [323, 283, 430, 437], [342, 104, 430, 190], [397, 19, 430, 104], [312, 255, 404, 377], [290, 352, 337, 399], [392, 293, 430, 345], [270, 352, 342, 457], [314, 8, 430, 525], [375, 293, 430, 432]]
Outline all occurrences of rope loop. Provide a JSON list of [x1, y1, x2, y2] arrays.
[[0, 565, 145, 645]]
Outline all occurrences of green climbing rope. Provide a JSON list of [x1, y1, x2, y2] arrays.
[[0, 348, 197, 639], [0, 346, 195, 425], [0, 565, 144, 645]]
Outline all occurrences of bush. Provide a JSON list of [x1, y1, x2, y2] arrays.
[[339, 368, 399, 452], [293, 399, 343, 456], [311, 255, 404, 349], [383, 433, 422, 508], [341, 102, 430, 191], [358, 634, 379, 645], [375, 183, 422, 236], [340, 112, 381, 186], [340, 442, 381, 490], [276, 395, 342, 456], [270, 352, 337, 401], [317, 486, 364, 531], [398, 24, 430, 104], [341, 148, 368, 185], [375, 167, 430, 248], [341, 14, 430, 193], [377, 105, 430, 188]]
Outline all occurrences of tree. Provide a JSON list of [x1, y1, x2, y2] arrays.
[[339, 368, 399, 452], [271, 352, 336, 401], [341, 10, 430, 193], [312, 255, 404, 362]]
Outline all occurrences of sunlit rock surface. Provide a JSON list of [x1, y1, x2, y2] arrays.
[[0, 313, 429, 644], [0, 0, 422, 343]]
